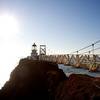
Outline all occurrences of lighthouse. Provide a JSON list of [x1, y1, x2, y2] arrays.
[[31, 43, 38, 60]]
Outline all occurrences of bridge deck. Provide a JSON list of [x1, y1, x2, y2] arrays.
[[39, 54, 100, 72]]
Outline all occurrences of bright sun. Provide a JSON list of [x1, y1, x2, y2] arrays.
[[0, 14, 19, 88], [0, 14, 18, 38], [0, 13, 29, 89]]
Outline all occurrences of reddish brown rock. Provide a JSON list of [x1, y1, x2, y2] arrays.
[[55, 74, 100, 100], [0, 58, 100, 100], [0, 58, 67, 100]]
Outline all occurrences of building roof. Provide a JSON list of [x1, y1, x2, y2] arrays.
[[32, 43, 37, 47]]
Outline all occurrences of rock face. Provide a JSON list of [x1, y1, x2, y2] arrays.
[[55, 74, 100, 100], [0, 58, 100, 100], [0, 58, 67, 100]]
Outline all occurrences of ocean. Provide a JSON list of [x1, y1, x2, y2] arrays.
[[58, 64, 100, 77]]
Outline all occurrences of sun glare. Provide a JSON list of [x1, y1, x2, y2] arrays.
[[0, 14, 19, 39], [0, 14, 20, 88]]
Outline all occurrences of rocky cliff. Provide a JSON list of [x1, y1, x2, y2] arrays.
[[0, 58, 100, 100]]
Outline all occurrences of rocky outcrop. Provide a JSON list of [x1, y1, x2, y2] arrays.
[[0, 58, 67, 100], [55, 74, 100, 100], [0, 58, 100, 100]]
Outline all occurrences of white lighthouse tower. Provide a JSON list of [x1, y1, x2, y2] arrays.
[[31, 43, 38, 60]]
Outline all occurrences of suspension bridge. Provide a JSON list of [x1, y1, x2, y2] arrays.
[[30, 40, 100, 72]]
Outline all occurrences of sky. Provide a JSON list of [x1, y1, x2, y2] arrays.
[[0, 0, 100, 54], [0, 0, 100, 87]]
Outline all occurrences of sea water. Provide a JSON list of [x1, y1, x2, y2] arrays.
[[58, 64, 100, 77]]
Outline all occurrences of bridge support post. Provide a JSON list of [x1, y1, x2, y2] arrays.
[[89, 55, 97, 71], [39, 45, 46, 60], [76, 55, 80, 67]]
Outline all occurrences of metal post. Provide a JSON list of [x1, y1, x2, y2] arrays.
[[77, 51, 78, 54], [92, 44, 94, 55]]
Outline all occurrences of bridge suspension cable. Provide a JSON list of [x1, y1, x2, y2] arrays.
[[81, 47, 100, 54], [70, 39, 100, 54]]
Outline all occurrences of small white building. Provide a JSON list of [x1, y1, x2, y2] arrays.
[[31, 43, 38, 60]]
